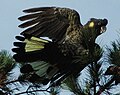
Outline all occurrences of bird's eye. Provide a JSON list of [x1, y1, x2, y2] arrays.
[[89, 22, 94, 28], [98, 22, 101, 26]]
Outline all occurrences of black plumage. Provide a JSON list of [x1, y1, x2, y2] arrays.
[[12, 7, 108, 85]]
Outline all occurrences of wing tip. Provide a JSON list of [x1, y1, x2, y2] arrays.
[[15, 36, 25, 41], [22, 7, 41, 13], [18, 16, 25, 21]]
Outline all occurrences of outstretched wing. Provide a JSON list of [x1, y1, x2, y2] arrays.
[[18, 7, 82, 42]]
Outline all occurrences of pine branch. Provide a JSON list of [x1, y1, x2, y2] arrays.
[[15, 89, 51, 95], [96, 77, 115, 95], [0, 80, 20, 86], [0, 79, 28, 88], [91, 63, 97, 95]]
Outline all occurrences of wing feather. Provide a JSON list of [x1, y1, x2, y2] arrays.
[[21, 18, 59, 36], [19, 15, 58, 28], [23, 7, 54, 13], [18, 18, 39, 28], [18, 13, 41, 21]]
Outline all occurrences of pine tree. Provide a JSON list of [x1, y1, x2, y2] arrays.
[[0, 50, 16, 94]]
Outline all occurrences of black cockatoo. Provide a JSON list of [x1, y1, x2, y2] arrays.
[[12, 7, 108, 85]]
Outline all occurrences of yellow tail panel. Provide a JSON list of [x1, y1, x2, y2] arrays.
[[24, 37, 49, 52]]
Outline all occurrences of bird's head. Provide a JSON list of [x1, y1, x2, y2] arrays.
[[82, 18, 108, 40], [81, 18, 108, 49], [87, 18, 108, 36]]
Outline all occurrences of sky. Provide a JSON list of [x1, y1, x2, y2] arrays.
[[0, 0, 120, 94]]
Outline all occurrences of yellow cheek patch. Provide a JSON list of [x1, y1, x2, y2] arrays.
[[89, 22, 94, 28]]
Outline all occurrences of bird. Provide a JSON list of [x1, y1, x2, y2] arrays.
[[12, 7, 108, 85]]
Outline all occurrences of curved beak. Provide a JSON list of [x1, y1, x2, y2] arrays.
[[100, 26, 107, 34]]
